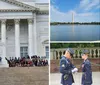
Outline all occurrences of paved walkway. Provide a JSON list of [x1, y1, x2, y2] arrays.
[[0, 67, 48, 85], [50, 72, 100, 85]]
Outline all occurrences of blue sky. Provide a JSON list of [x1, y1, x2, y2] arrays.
[[50, 0, 100, 22]]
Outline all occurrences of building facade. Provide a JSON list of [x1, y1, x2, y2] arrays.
[[0, 0, 49, 67]]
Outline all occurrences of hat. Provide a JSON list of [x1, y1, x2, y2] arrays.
[[66, 48, 74, 55], [81, 49, 89, 56]]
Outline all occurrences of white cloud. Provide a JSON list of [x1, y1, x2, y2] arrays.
[[50, 5, 74, 22], [79, 0, 100, 11], [51, 0, 56, 4], [75, 12, 100, 22], [96, 5, 100, 9], [79, 0, 91, 8], [50, 4, 100, 22]]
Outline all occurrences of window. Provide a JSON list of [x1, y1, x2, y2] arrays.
[[20, 47, 28, 57], [45, 46, 49, 58]]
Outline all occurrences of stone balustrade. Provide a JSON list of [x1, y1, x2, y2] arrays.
[[50, 48, 100, 60]]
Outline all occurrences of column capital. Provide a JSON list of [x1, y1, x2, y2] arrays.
[[14, 19, 20, 24], [1, 19, 6, 24], [28, 19, 33, 24]]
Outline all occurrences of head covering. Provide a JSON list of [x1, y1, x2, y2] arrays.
[[66, 48, 74, 55], [81, 49, 89, 56]]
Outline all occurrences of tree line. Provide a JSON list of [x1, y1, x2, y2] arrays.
[[51, 22, 100, 25], [50, 43, 100, 48]]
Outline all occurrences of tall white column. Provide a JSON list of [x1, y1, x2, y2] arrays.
[[28, 14, 37, 57], [1, 19, 8, 67], [28, 19, 34, 57], [33, 13, 37, 55], [15, 19, 20, 58]]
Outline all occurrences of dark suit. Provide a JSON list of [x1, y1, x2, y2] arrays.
[[81, 59, 92, 85], [60, 56, 75, 85]]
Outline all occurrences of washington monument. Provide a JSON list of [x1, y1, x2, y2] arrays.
[[72, 12, 74, 23]]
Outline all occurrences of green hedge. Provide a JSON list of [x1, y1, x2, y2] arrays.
[[50, 43, 100, 48]]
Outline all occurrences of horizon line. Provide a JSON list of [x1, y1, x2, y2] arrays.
[[50, 21, 100, 23]]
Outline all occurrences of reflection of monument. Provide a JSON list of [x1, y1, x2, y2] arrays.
[[72, 12, 74, 39]]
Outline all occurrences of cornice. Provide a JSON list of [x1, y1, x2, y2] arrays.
[[0, 9, 36, 12], [37, 10, 49, 15], [0, 0, 49, 14], [0, 0, 39, 11]]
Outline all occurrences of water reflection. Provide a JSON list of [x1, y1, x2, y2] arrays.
[[72, 24, 75, 40], [50, 25, 100, 41]]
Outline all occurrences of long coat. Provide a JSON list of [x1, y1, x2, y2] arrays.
[[60, 56, 75, 85], [81, 59, 92, 85]]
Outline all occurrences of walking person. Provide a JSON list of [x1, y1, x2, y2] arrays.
[[81, 49, 92, 85], [60, 48, 78, 85]]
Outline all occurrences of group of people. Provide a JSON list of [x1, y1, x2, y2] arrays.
[[5, 55, 48, 67], [60, 48, 92, 85]]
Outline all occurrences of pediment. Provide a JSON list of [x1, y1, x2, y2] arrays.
[[0, 0, 38, 11], [0, 1, 24, 9]]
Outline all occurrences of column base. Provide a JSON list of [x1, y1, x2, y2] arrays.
[[0, 59, 9, 67]]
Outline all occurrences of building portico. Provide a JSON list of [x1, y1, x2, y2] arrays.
[[0, 16, 37, 56], [0, 0, 49, 67]]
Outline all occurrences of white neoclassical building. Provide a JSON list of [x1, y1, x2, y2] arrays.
[[0, 0, 49, 67]]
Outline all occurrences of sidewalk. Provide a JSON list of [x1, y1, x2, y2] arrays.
[[50, 72, 100, 85], [0, 67, 48, 85]]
